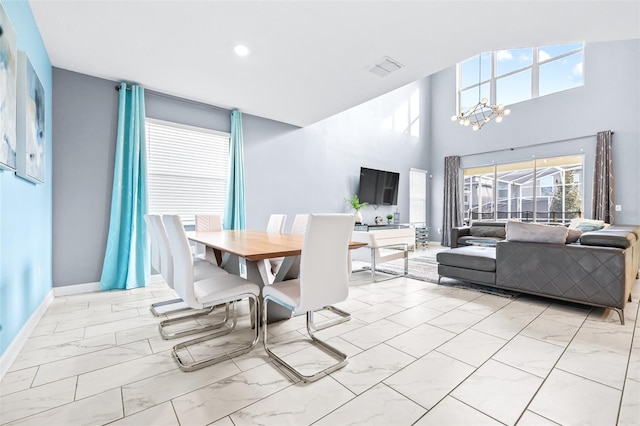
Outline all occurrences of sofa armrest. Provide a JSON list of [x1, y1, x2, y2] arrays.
[[451, 226, 470, 248]]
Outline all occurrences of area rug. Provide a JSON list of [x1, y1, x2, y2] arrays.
[[367, 254, 519, 299]]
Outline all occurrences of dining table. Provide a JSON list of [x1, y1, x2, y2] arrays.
[[186, 229, 367, 322]]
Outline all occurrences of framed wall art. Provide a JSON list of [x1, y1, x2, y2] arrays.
[[16, 51, 45, 184], [0, 2, 17, 171]]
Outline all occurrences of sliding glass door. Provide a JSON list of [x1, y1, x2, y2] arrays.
[[463, 155, 583, 223]]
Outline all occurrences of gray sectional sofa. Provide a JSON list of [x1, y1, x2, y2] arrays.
[[450, 221, 506, 248], [437, 224, 640, 324]]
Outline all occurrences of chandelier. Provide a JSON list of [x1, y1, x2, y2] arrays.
[[451, 54, 511, 131]]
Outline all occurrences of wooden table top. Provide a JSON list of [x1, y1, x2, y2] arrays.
[[186, 230, 367, 262]]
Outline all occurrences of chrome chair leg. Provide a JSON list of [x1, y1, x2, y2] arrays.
[[159, 303, 232, 340], [150, 298, 191, 316], [308, 306, 350, 332], [263, 296, 348, 383], [172, 296, 260, 372]]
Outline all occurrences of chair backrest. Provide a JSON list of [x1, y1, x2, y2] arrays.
[[145, 215, 175, 288], [196, 214, 223, 232], [266, 214, 287, 233], [298, 214, 354, 312], [290, 214, 309, 235], [144, 214, 161, 273], [194, 214, 223, 257], [162, 215, 198, 306]]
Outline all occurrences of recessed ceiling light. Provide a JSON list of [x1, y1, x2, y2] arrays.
[[234, 44, 250, 57]]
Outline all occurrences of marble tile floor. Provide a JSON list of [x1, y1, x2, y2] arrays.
[[1, 267, 639, 425]]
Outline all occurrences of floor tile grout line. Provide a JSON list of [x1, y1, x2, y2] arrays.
[[418, 299, 550, 425], [446, 394, 509, 425], [615, 298, 640, 425], [516, 305, 596, 425], [29, 340, 157, 388], [308, 375, 360, 425]]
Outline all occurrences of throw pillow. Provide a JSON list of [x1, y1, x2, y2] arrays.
[[566, 228, 582, 244], [575, 222, 605, 233], [569, 218, 605, 230], [506, 221, 569, 244]]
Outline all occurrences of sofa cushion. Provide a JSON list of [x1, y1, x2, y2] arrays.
[[581, 230, 636, 249], [470, 225, 506, 238], [437, 246, 496, 272], [506, 221, 568, 244], [606, 225, 640, 239], [566, 229, 582, 244]]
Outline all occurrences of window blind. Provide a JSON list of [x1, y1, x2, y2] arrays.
[[146, 118, 229, 225]]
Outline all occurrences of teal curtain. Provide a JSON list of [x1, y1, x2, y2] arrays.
[[100, 83, 150, 290], [223, 109, 246, 230]]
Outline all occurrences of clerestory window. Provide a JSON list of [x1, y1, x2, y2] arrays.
[[457, 43, 584, 112]]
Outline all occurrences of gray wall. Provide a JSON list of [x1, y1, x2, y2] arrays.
[[427, 39, 640, 237], [52, 68, 430, 286], [52, 69, 118, 286]]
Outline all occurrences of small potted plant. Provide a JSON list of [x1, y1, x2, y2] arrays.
[[386, 214, 394, 224], [347, 195, 368, 224]]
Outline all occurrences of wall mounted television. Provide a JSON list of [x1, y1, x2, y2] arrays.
[[358, 167, 399, 205]]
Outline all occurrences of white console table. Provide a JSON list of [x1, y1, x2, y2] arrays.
[[352, 226, 416, 281]]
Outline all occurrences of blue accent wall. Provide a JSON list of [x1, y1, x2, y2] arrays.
[[0, 0, 52, 357]]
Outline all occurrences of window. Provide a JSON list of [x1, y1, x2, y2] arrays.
[[463, 155, 583, 223], [146, 118, 229, 225], [382, 87, 420, 137], [409, 169, 427, 224], [457, 43, 584, 111]]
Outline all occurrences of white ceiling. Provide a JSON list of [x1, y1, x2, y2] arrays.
[[29, 1, 640, 127]]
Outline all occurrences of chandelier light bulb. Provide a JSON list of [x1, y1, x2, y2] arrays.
[[459, 119, 465, 125], [504, 109, 511, 116], [495, 116, 503, 123], [484, 117, 490, 123], [481, 98, 488, 106], [472, 124, 479, 131], [451, 115, 458, 121], [497, 104, 505, 111], [464, 119, 470, 126]]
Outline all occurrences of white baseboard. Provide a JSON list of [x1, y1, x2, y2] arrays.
[[0, 290, 54, 381], [52, 274, 164, 297], [52, 281, 101, 296]]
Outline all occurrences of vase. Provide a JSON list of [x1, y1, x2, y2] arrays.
[[355, 210, 363, 224]]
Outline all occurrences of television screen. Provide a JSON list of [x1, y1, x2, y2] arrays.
[[357, 167, 399, 205]]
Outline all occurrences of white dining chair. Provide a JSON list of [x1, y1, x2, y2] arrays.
[[145, 215, 187, 316], [194, 213, 223, 259], [262, 213, 354, 382], [290, 213, 310, 235], [161, 214, 260, 371], [148, 214, 221, 316], [263, 213, 287, 281], [266, 213, 287, 233], [268, 213, 308, 280]]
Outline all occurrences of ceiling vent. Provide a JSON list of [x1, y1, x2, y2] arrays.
[[367, 56, 403, 77]]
